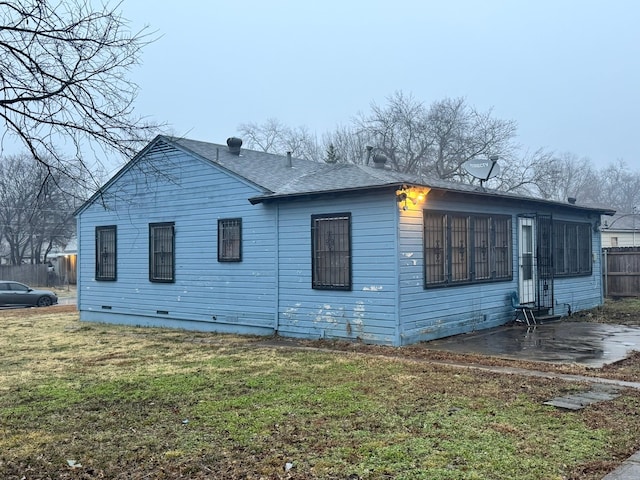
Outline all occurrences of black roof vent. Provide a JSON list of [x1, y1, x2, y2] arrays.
[[568, 197, 577, 204], [227, 137, 242, 155], [372, 153, 388, 169]]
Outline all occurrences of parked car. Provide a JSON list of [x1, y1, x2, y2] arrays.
[[0, 281, 58, 307]]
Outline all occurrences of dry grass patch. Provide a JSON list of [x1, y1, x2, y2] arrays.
[[1, 305, 640, 479]]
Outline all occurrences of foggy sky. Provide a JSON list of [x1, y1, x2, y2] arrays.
[[123, 0, 640, 171]]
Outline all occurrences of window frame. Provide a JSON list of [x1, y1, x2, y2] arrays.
[[218, 218, 242, 262], [311, 212, 352, 291], [553, 220, 592, 277], [95, 225, 117, 281], [423, 211, 513, 288], [149, 222, 175, 283]]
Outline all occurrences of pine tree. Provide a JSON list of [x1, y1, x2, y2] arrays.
[[325, 143, 339, 164]]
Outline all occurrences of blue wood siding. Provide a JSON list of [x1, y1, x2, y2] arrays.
[[77, 142, 277, 334], [398, 197, 517, 344], [77, 142, 606, 346], [275, 192, 400, 345], [551, 211, 604, 315], [397, 195, 604, 345]]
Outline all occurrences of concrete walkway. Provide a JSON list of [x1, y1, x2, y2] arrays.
[[602, 452, 640, 480]]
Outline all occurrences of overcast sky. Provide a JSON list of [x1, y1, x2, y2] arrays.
[[122, 0, 640, 170]]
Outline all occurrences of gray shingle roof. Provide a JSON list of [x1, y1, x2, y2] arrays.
[[602, 213, 639, 230], [165, 135, 614, 215]]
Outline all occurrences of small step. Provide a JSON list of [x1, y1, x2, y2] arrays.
[[535, 314, 561, 324], [543, 386, 622, 410]]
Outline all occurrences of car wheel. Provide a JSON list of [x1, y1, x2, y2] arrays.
[[37, 296, 53, 307]]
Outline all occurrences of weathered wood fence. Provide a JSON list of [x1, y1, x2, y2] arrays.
[[603, 247, 640, 297], [0, 264, 51, 286]]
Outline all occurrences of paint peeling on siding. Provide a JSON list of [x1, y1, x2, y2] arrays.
[[353, 301, 365, 325], [315, 305, 345, 324], [283, 304, 300, 323], [362, 286, 383, 291], [402, 252, 414, 258]]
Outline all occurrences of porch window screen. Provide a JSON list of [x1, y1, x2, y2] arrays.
[[450, 215, 470, 282], [424, 211, 512, 287], [473, 217, 490, 280], [312, 213, 351, 290], [493, 217, 512, 279], [578, 223, 592, 273], [424, 213, 446, 285], [218, 218, 242, 262], [95, 226, 116, 281], [149, 222, 175, 282], [553, 221, 592, 276]]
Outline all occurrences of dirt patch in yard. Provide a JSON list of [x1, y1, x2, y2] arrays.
[[0, 304, 77, 318]]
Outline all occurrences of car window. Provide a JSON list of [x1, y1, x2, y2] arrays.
[[9, 283, 28, 292], [0, 283, 8, 291]]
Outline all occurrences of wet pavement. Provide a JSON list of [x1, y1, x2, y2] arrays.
[[423, 321, 640, 367]]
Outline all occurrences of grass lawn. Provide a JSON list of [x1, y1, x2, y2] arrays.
[[1, 303, 640, 479]]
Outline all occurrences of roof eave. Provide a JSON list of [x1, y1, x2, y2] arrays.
[[250, 182, 617, 216], [249, 183, 407, 205]]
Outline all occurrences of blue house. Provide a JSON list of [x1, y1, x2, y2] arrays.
[[75, 135, 614, 346]]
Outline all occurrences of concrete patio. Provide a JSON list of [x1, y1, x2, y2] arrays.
[[423, 320, 640, 367]]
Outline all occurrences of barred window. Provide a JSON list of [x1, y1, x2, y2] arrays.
[[424, 212, 512, 287], [424, 213, 446, 285], [312, 213, 351, 290], [218, 218, 242, 262], [493, 217, 512, 279], [149, 222, 175, 282], [554, 221, 592, 276], [450, 215, 470, 282], [95, 226, 116, 281], [474, 216, 490, 280]]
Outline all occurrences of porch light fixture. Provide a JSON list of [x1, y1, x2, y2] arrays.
[[396, 187, 431, 210]]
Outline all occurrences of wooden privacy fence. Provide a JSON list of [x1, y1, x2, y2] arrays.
[[0, 264, 51, 286], [603, 247, 640, 297]]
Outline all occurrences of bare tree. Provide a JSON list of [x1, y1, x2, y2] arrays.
[[353, 91, 432, 173], [0, 154, 79, 265], [236, 92, 636, 214], [238, 118, 321, 161], [0, 0, 160, 191], [523, 152, 598, 202], [594, 161, 640, 212], [321, 124, 371, 165], [489, 148, 559, 195], [349, 93, 518, 180]]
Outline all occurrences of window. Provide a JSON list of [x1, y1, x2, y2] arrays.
[[424, 211, 512, 287], [218, 218, 242, 262], [95, 226, 117, 281], [149, 222, 175, 282], [493, 216, 512, 279], [473, 216, 490, 280], [553, 221, 592, 276], [312, 213, 351, 290]]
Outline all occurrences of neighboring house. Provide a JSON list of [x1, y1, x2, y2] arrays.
[[601, 213, 640, 248], [74, 135, 615, 346], [53, 237, 77, 285]]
